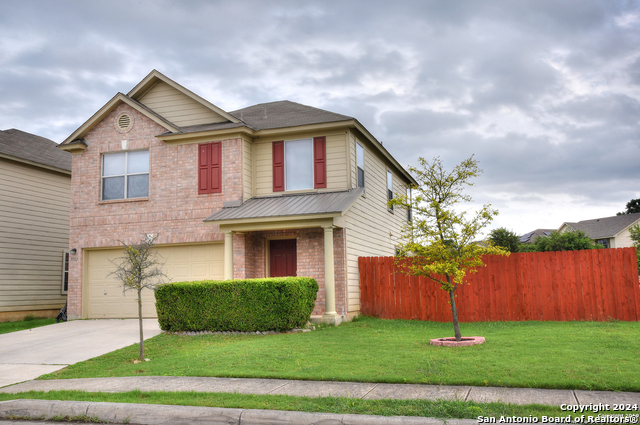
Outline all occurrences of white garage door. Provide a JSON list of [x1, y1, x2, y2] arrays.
[[85, 243, 224, 319]]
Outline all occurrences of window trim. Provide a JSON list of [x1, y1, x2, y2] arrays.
[[285, 138, 314, 191], [387, 170, 394, 211], [273, 137, 327, 192], [61, 250, 69, 294], [406, 187, 412, 222], [356, 142, 365, 188], [101, 150, 149, 201]]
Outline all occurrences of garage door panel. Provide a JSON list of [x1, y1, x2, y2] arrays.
[[86, 243, 223, 319]]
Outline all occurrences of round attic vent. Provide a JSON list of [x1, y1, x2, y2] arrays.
[[115, 112, 133, 133]]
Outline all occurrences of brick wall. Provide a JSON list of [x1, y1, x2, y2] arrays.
[[238, 228, 347, 316], [68, 103, 243, 318]]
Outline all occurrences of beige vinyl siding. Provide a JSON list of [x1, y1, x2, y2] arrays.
[[253, 130, 349, 196], [349, 133, 357, 188], [342, 134, 409, 312], [242, 138, 252, 201], [0, 157, 70, 312], [613, 225, 639, 248], [138, 81, 227, 127]]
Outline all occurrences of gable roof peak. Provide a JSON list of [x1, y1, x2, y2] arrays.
[[127, 69, 239, 124]]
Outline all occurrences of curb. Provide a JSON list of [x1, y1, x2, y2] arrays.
[[0, 399, 477, 425]]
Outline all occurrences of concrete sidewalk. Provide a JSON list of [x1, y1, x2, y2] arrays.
[[2, 377, 639, 424], [2, 376, 640, 406]]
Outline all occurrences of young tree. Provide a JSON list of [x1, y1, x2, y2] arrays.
[[109, 234, 169, 361], [529, 230, 602, 252], [390, 156, 508, 341], [488, 227, 520, 253]]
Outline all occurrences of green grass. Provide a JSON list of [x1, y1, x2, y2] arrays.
[[41, 316, 640, 392], [0, 390, 569, 420], [0, 316, 56, 335]]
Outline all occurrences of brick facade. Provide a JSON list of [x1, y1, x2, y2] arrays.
[[234, 228, 347, 316], [67, 103, 243, 318]]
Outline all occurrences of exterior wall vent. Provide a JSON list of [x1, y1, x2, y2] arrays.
[[115, 113, 133, 133]]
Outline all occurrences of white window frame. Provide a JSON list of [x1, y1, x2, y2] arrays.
[[284, 138, 314, 191], [61, 250, 69, 294], [356, 142, 365, 188], [101, 150, 149, 200], [406, 187, 412, 222], [387, 170, 394, 211]]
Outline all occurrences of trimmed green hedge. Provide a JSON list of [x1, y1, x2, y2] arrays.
[[155, 277, 318, 332]]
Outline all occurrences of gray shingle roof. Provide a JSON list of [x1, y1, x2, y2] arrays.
[[563, 212, 640, 239], [161, 101, 354, 136], [519, 229, 555, 244], [204, 188, 364, 223], [229, 101, 353, 131], [0, 129, 71, 171]]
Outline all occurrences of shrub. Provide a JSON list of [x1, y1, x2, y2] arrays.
[[528, 230, 603, 252], [488, 227, 520, 253], [155, 277, 318, 332]]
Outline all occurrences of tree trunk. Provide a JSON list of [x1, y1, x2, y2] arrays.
[[137, 288, 144, 361], [446, 275, 462, 341]]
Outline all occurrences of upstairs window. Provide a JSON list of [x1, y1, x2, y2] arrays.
[[406, 187, 412, 222], [273, 137, 326, 192], [387, 170, 394, 210], [198, 142, 222, 194], [102, 150, 149, 200], [356, 143, 365, 188]]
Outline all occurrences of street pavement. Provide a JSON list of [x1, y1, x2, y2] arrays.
[[0, 319, 161, 387]]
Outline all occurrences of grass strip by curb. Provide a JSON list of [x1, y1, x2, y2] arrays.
[[0, 390, 569, 420]]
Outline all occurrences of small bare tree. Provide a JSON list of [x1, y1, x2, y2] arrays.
[[109, 234, 168, 361]]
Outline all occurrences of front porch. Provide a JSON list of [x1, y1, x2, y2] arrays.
[[204, 189, 363, 325]]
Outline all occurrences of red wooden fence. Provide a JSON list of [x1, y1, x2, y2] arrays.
[[358, 248, 640, 322]]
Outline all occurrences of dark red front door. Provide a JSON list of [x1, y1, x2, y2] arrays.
[[269, 239, 297, 277]]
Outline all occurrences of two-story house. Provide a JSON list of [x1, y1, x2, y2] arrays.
[[59, 70, 416, 324]]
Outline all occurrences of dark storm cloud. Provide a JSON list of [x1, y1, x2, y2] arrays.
[[0, 0, 638, 231]]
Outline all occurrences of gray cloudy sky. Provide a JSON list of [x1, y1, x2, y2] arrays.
[[1, 0, 639, 235]]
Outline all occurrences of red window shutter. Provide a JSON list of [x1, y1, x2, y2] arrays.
[[273, 141, 285, 192], [313, 136, 326, 189], [198, 142, 222, 194], [210, 142, 221, 193], [198, 143, 210, 194]]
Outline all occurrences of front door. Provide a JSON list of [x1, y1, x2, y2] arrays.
[[269, 239, 297, 277]]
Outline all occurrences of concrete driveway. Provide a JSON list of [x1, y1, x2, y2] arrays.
[[0, 319, 161, 388]]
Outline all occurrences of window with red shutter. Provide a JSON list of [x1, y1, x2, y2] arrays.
[[313, 136, 326, 189], [198, 142, 222, 194], [273, 137, 327, 192]]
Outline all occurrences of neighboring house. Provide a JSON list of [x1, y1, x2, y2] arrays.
[[59, 70, 416, 323], [519, 229, 555, 244], [0, 129, 71, 322], [558, 212, 640, 249]]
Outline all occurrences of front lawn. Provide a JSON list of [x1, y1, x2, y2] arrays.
[[0, 317, 56, 335], [41, 317, 640, 392]]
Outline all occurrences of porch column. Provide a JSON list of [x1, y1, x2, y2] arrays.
[[224, 231, 234, 280], [322, 225, 338, 318]]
